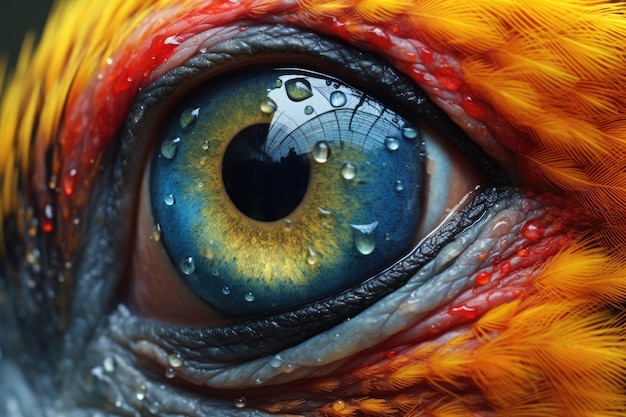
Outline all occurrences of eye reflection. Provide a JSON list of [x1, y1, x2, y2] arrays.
[[147, 68, 428, 317], [222, 122, 311, 222]]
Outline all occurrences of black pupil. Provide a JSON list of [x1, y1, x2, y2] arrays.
[[222, 124, 310, 222]]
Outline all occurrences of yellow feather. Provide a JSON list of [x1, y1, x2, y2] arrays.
[[426, 339, 473, 389], [535, 243, 626, 305], [354, 0, 414, 22], [407, 0, 509, 52], [356, 397, 396, 415], [387, 362, 428, 390], [427, 399, 478, 417]]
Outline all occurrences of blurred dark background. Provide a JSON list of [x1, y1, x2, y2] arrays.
[[0, 0, 56, 68]]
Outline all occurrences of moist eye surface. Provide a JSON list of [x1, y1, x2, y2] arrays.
[[149, 68, 426, 317]]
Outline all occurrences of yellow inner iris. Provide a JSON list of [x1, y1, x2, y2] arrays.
[[181, 79, 373, 286]]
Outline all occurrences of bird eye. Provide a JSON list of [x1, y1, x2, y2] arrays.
[[122, 30, 498, 327], [144, 68, 462, 318], [139, 69, 476, 317], [4, 2, 626, 415]]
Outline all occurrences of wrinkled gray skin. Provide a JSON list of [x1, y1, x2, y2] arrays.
[[0, 186, 541, 417], [0, 10, 536, 417]]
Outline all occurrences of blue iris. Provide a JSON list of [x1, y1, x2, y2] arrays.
[[150, 69, 425, 317]]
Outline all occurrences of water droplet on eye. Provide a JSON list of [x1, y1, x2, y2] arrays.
[[260, 98, 278, 114], [199, 156, 207, 166], [205, 240, 218, 260], [312, 141, 331, 163], [180, 107, 200, 130], [350, 221, 378, 255], [306, 247, 318, 265], [135, 385, 147, 401], [151, 224, 162, 241], [272, 79, 283, 89], [270, 354, 283, 368], [340, 162, 357, 180], [282, 219, 293, 231], [164, 368, 175, 379], [168, 353, 183, 368], [449, 304, 477, 319], [103, 356, 116, 373], [161, 137, 180, 159], [402, 125, 419, 139], [332, 400, 346, 411], [244, 292, 255, 302], [304, 105, 314, 115], [201, 139, 209, 150], [222, 285, 231, 295], [385, 136, 400, 150], [234, 397, 246, 409], [329, 91, 347, 107], [384, 233, 392, 241], [197, 181, 203, 188], [255, 377, 263, 384], [179, 257, 196, 275], [474, 271, 492, 285], [26, 250, 40, 270], [521, 219, 545, 242], [318, 207, 334, 228], [27, 221, 37, 237], [164, 194, 175, 205], [42, 203, 54, 233], [285, 78, 313, 101], [394, 180, 405, 191], [385, 349, 398, 360], [148, 402, 160, 415], [282, 363, 294, 373]]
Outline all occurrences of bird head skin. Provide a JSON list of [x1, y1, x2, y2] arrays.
[[1, 0, 626, 416]]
